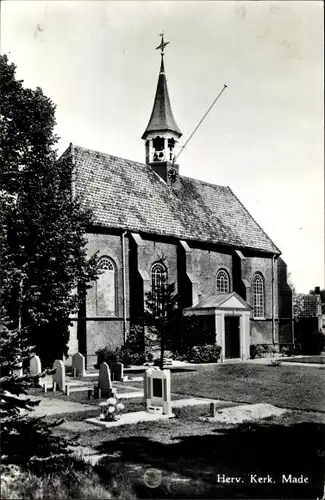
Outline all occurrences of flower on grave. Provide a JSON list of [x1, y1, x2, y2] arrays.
[[99, 395, 125, 422]]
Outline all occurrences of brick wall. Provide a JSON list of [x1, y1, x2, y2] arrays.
[[76, 229, 291, 355], [189, 244, 233, 299]]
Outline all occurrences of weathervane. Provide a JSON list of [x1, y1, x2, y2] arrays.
[[155, 31, 170, 55]]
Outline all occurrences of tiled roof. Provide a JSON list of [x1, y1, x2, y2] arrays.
[[142, 57, 182, 139], [184, 292, 252, 310], [66, 144, 280, 254]]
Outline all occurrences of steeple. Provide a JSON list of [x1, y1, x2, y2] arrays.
[[142, 33, 182, 185]]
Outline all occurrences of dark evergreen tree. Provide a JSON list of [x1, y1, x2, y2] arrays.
[[144, 257, 181, 369], [0, 54, 98, 366]]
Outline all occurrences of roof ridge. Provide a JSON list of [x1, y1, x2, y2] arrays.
[[71, 143, 147, 169], [226, 186, 281, 255]]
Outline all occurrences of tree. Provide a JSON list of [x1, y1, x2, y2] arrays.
[[0, 193, 69, 471], [144, 257, 181, 369], [0, 54, 98, 366], [0, 324, 70, 471], [287, 272, 304, 320]]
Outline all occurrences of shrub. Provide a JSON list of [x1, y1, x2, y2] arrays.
[[301, 331, 325, 355], [0, 462, 116, 499], [170, 315, 215, 359], [116, 347, 147, 367], [255, 345, 266, 357], [94, 347, 117, 369], [281, 343, 301, 357], [187, 344, 221, 363]]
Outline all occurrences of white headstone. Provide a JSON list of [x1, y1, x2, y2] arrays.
[[72, 352, 86, 377], [111, 362, 124, 382], [29, 355, 42, 384], [98, 362, 113, 397], [145, 368, 172, 416], [53, 359, 65, 391]]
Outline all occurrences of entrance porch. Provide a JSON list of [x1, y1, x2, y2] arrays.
[[183, 292, 253, 362]]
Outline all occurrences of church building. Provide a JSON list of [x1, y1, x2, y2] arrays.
[[62, 35, 293, 365]]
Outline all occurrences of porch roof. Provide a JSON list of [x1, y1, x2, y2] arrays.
[[183, 292, 253, 313]]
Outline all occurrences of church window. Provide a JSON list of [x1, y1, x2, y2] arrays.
[[151, 262, 168, 316], [96, 256, 117, 316], [252, 273, 265, 318], [216, 269, 230, 293]]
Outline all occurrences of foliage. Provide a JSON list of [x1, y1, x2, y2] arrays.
[[144, 258, 181, 369], [300, 331, 325, 356], [280, 343, 301, 357], [170, 315, 215, 359], [0, 323, 71, 472], [0, 461, 116, 499], [95, 325, 148, 367], [95, 347, 118, 369], [186, 344, 221, 363], [0, 54, 98, 366], [99, 396, 125, 422], [116, 324, 147, 366]]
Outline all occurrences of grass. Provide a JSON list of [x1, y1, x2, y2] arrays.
[[0, 460, 135, 499], [282, 355, 325, 364], [53, 404, 325, 499], [166, 363, 325, 412], [26, 363, 325, 498]]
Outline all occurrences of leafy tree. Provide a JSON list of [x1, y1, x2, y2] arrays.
[[0, 196, 70, 471], [144, 257, 181, 369], [287, 272, 304, 319], [0, 54, 98, 367]]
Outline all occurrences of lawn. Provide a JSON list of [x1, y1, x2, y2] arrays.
[[44, 363, 325, 498], [164, 363, 325, 412], [53, 404, 325, 499], [282, 355, 325, 364]]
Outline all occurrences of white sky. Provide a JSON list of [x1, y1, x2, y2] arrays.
[[1, 0, 324, 293]]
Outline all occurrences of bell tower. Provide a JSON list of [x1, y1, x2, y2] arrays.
[[142, 33, 182, 186]]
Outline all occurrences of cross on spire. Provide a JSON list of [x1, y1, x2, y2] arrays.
[[155, 31, 170, 55]]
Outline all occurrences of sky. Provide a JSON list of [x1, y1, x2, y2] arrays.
[[1, 0, 324, 293]]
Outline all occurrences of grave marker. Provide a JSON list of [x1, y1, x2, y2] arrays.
[[145, 368, 172, 416], [111, 362, 124, 382], [29, 354, 42, 385], [98, 362, 116, 398], [72, 352, 86, 378], [53, 359, 65, 391]]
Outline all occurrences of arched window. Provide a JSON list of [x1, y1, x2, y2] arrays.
[[96, 256, 116, 316], [216, 269, 230, 293], [151, 262, 168, 316], [252, 273, 265, 318]]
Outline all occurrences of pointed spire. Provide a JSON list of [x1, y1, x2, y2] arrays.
[[142, 35, 182, 140]]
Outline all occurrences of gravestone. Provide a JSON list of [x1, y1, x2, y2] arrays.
[[53, 359, 65, 391], [144, 368, 172, 416], [98, 362, 115, 398], [111, 362, 124, 382], [29, 355, 42, 385], [72, 352, 86, 378]]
